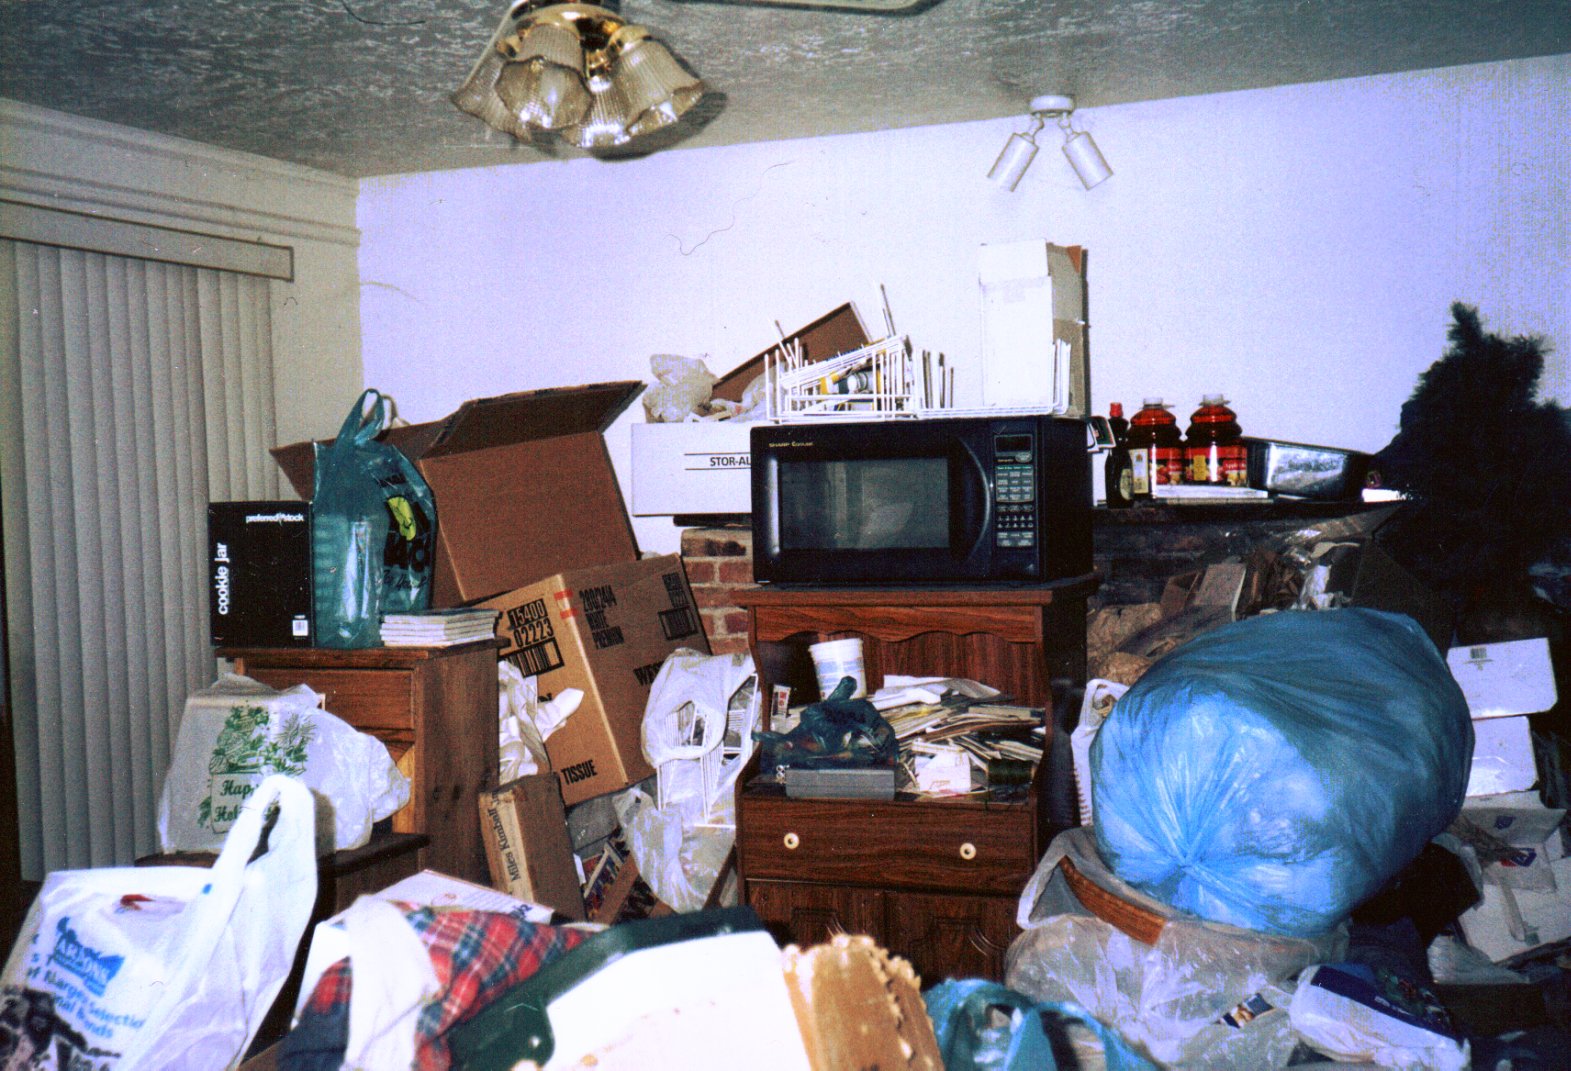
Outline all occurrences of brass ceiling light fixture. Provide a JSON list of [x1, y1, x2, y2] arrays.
[[452, 1, 706, 151]]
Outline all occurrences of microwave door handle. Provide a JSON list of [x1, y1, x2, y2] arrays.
[[958, 442, 991, 560]]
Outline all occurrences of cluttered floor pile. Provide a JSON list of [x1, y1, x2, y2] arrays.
[[6, 594, 1568, 1070]]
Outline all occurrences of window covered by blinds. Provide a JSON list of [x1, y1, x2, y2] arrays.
[[0, 238, 280, 876]]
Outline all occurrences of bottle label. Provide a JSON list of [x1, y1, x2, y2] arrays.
[[1152, 445, 1184, 486], [1129, 448, 1151, 495], [1187, 443, 1248, 486]]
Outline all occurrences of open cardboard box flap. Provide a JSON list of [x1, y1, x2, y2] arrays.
[[271, 381, 647, 605], [426, 381, 644, 457]]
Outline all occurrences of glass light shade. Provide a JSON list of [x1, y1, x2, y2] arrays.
[[452, 48, 525, 136], [1063, 130, 1112, 188], [987, 133, 1038, 191], [561, 76, 633, 149], [496, 59, 591, 129], [612, 35, 705, 137], [511, 21, 583, 68]]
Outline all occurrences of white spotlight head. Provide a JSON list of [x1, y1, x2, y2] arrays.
[[987, 133, 1040, 191], [1063, 130, 1112, 188]]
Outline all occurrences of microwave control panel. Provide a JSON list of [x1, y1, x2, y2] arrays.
[[992, 433, 1037, 549]]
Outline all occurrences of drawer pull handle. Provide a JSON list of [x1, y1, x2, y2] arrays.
[[784, 832, 800, 850], [959, 842, 977, 861]]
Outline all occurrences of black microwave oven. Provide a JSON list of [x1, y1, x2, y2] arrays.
[[750, 414, 1091, 585]]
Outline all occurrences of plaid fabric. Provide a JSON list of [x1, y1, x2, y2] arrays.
[[284, 905, 587, 1071]]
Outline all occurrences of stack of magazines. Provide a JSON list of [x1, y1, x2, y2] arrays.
[[380, 607, 499, 647]]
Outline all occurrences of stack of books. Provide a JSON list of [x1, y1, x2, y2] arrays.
[[380, 607, 499, 647]]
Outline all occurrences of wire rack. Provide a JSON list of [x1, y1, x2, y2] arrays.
[[765, 334, 923, 420], [763, 288, 961, 421]]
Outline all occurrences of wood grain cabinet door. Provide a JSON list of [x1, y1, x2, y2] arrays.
[[883, 889, 1019, 984], [746, 879, 885, 950]]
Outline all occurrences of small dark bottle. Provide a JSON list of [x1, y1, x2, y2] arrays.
[[1104, 402, 1134, 509]]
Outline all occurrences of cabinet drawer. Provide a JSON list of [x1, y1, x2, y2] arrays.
[[738, 794, 1035, 896], [244, 667, 415, 735]]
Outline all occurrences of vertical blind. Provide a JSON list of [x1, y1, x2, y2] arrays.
[[1, 238, 280, 877]]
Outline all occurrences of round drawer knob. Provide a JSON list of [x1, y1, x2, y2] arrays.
[[959, 842, 977, 861], [783, 832, 801, 850]]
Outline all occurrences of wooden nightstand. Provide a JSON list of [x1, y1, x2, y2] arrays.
[[218, 640, 499, 885], [731, 577, 1094, 983]]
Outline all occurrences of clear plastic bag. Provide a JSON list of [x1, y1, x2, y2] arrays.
[[615, 786, 736, 913], [641, 648, 757, 814], [642, 354, 718, 422], [619, 650, 758, 911], [1008, 828, 1344, 1069], [158, 673, 409, 854]]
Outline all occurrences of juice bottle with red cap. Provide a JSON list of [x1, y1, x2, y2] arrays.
[[1126, 399, 1183, 498], [1185, 395, 1247, 486]]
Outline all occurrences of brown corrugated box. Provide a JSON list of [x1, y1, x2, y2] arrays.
[[272, 381, 645, 606], [478, 774, 587, 920], [480, 555, 709, 806]]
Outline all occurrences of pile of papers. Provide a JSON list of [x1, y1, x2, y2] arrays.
[[891, 704, 1044, 765], [869, 678, 1043, 795], [380, 608, 499, 647]]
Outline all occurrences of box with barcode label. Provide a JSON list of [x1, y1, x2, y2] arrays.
[[480, 555, 708, 805], [207, 500, 312, 646]]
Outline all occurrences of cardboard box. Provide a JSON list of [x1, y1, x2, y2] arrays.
[[272, 382, 645, 606], [630, 419, 755, 517], [480, 555, 708, 805], [978, 241, 1088, 416], [207, 501, 313, 646], [1447, 637, 1558, 719], [1461, 801, 1566, 892], [1456, 854, 1571, 962], [1468, 715, 1539, 797], [709, 302, 870, 404], [479, 774, 586, 920]]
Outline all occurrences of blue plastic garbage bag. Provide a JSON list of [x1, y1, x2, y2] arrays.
[[1091, 608, 1472, 937]]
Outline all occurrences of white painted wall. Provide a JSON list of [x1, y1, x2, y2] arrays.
[[358, 54, 1570, 557]]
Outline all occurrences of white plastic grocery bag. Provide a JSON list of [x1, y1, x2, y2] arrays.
[[157, 673, 409, 855], [0, 775, 317, 1071]]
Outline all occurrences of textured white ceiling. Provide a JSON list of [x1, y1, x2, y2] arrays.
[[2, 0, 1568, 179]]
